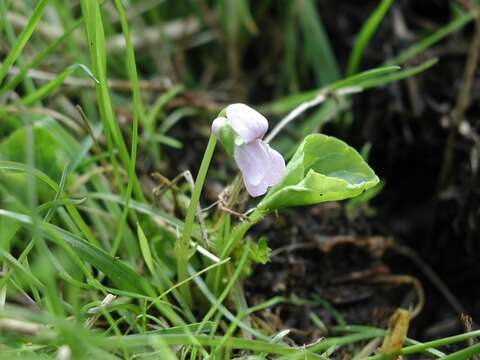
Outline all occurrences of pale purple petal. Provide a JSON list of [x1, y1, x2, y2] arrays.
[[234, 140, 268, 187], [211, 116, 227, 137], [242, 178, 269, 198], [234, 140, 285, 197], [263, 144, 286, 186], [226, 103, 268, 143]]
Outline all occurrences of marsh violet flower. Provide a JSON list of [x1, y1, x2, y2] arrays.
[[212, 103, 285, 197]]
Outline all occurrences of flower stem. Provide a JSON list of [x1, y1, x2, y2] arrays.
[[177, 134, 216, 306]]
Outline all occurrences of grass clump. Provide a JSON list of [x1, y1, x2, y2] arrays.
[[0, 1, 478, 359]]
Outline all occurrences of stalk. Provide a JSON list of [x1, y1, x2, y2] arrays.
[[208, 208, 267, 296], [177, 134, 217, 306]]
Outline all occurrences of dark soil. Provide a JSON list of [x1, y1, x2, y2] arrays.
[[158, 0, 479, 347], [242, 0, 480, 344]]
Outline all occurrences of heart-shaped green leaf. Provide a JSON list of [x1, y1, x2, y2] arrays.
[[258, 134, 379, 211]]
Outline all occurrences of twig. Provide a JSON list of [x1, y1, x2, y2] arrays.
[[438, 8, 480, 189], [0, 318, 44, 335], [371, 275, 425, 318], [265, 86, 362, 143], [6, 65, 173, 92], [355, 337, 383, 359], [393, 244, 466, 316], [109, 0, 167, 23], [216, 185, 248, 220], [6, 11, 63, 39], [5, 66, 222, 110], [106, 18, 203, 52], [0, 105, 84, 135], [5, 11, 204, 51]]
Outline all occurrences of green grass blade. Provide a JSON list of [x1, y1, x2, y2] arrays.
[[359, 58, 438, 89], [177, 135, 217, 305], [110, 0, 150, 258], [0, 20, 81, 98], [136, 222, 154, 275], [98, 334, 321, 358], [198, 241, 252, 337], [387, 10, 475, 65], [0, 1, 36, 96], [80, 0, 144, 201], [347, 0, 394, 75], [0, 209, 150, 295], [86, 192, 199, 238], [298, 0, 340, 85], [264, 65, 401, 114], [20, 64, 98, 105], [330, 65, 400, 90], [442, 342, 480, 360], [189, 264, 270, 342], [0, 250, 44, 290], [145, 85, 184, 133], [366, 329, 480, 359], [333, 325, 446, 358], [0, 160, 99, 247], [0, 0, 49, 85]]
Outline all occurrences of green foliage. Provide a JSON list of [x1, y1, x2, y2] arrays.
[[0, 124, 71, 205], [217, 122, 236, 157], [0, 0, 49, 84], [0, 125, 68, 182], [387, 10, 475, 66], [248, 237, 271, 265], [297, 0, 340, 85], [137, 222, 155, 275], [347, 0, 394, 75], [346, 180, 385, 218], [20, 64, 98, 105], [0, 1, 477, 359], [259, 134, 379, 211]]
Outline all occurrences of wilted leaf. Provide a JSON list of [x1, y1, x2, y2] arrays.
[[380, 308, 410, 358]]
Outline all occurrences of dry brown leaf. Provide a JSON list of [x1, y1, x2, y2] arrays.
[[379, 308, 411, 359]]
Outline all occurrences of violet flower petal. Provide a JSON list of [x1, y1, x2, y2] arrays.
[[263, 143, 286, 186], [234, 140, 268, 188], [226, 103, 268, 143], [234, 140, 285, 197]]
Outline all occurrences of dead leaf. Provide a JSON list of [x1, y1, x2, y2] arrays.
[[379, 308, 411, 359]]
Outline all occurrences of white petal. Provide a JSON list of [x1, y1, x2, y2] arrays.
[[211, 116, 227, 137], [243, 179, 269, 198], [263, 144, 286, 186], [234, 140, 268, 187], [234, 140, 285, 197], [226, 103, 268, 143]]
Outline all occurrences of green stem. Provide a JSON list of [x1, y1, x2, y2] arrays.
[[366, 329, 480, 360], [99, 334, 321, 358], [220, 209, 265, 259], [442, 342, 480, 360], [177, 134, 217, 306], [208, 208, 267, 296]]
